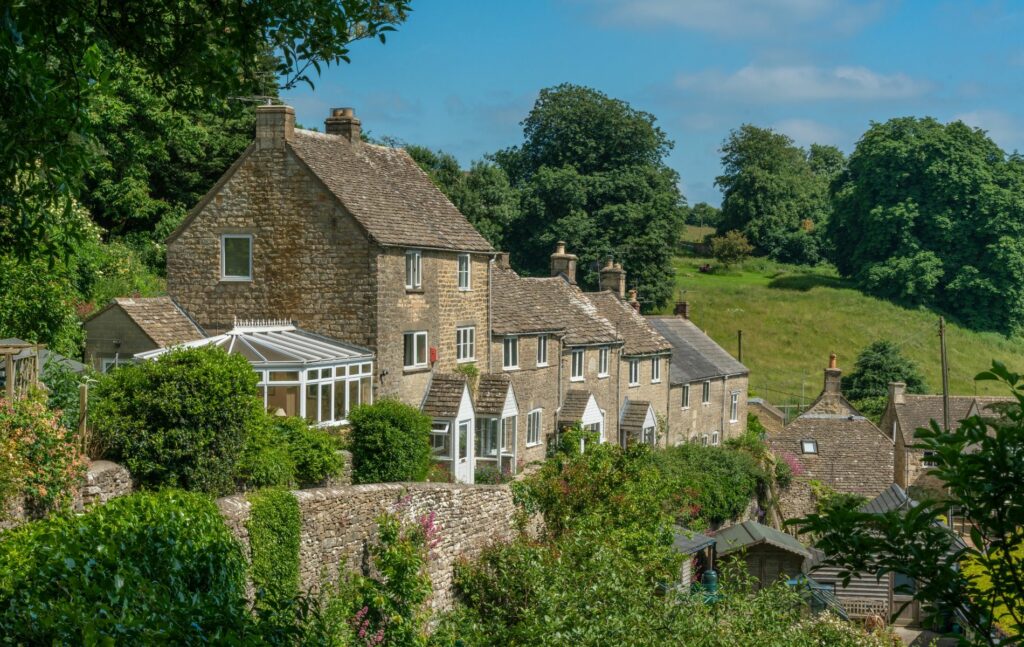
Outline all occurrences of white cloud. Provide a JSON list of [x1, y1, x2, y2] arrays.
[[953, 110, 1024, 152], [676, 65, 932, 102], [771, 118, 845, 147], [581, 0, 885, 38]]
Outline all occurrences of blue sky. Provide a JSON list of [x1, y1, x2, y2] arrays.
[[281, 1, 1024, 206]]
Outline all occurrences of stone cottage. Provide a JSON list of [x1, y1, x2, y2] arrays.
[[83, 297, 204, 372], [771, 355, 894, 521], [647, 303, 749, 446], [881, 382, 1014, 495]]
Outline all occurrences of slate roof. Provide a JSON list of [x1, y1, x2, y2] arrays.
[[672, 527, 716, 554], [770, 386, 894, 500], [491, 266, 621, 346], [584, 291, 671, 356], [288, 130, 493, 252], [476, 373, 512, 416], [559, 389, 595, 423], [620, 400, 652, 433], [90, 297, 205, 348], [421, 374, 469, 419], [714, 520, 811, 559], [646, 316, 747, 384], [894, 395, 978, 436], [861, 483, 915, 515]]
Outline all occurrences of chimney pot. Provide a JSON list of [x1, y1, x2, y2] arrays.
[[628, 289, 640, 312], [496, 252, 511, 269], [889, 381, 906, 405], [325, 106, 361, 144], [674, 301, 690, 319], [824, 353, 842, 395], [550, 242, 577, 284], [599, 257, 626, 298]]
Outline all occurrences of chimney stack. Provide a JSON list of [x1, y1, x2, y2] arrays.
[[674, 301, 690, 319], [824, 352, 842, 395], [628, 289, 640, 312], [255, 104, 295, 149], [550, 241, 577, 284], [599, 259, 626, 298], [496, 252, 511, 269], [325, 107, 361, 144], [888, 381, 906, 405]]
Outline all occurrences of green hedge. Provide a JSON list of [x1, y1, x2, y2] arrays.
[[246, 488, 301, 605], [0, 490, 250, 643], [92, 345, 264, 495], [348, 399, 431, 484], [235, 416, 342, 489]]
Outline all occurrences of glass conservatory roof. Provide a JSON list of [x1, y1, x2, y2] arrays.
[[134, 320, 373, 366]]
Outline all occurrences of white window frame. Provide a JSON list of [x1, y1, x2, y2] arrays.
[[100, 357, 124, 373], [220, 234, 253, 281], [536, 334, 548, 367], [503, 336, 519, 370], [405, 249, 422, 290], [628, 359, 639, 386], [701, 434, 709, 446], [702, 380, 711, 404], [801, 439, 818, 454], [431, 422, 451, 458], [730, 392, 739, 422], [404, 331, 428, 369], [711, 431, 720, 446], [642, 425, 656, 445], [598, 347, 609, 377], [682, 384, 690, 409], [456, 326, 475, 363], [571, 348, 585, 381], [651, 357, 661, 383], [457, 253, 471, 291], [527, 409, 542, 446]]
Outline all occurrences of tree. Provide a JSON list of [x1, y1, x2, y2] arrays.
[[842, 340, 928, 402], [687, 201, 722, 228], [1, 0, 410, 258], [710, 230, 754, 267], [828, 117, 1024, 333], [716, 125, 836, 265], [495, 84, 686, 312], [91, 346, 264, 495], [794, 361, 1024, 644]]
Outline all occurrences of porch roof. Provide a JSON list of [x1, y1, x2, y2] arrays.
[[476, 373, 515, 416], [620, 399, 655, 433], [421, 374, 470, 419], [134, 321, 373, 367]]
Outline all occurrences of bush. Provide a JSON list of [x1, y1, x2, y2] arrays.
[[348, 399, 431, 484], [710, 230, 754, 266], [0, 389, 86, 513], [91, 345, 263, 495], [235, 416, 342, 489], [247, 488, 301, 615], [0, 490, 251, 643], [653, 443, 762, 525]]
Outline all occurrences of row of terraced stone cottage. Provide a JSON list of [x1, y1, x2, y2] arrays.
[[82, 103, 749, 483]]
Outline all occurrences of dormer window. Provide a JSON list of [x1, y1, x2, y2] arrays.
[[801, 439, 818, 454], [405, 250, 422, 290], [221, 234, 252, 281]]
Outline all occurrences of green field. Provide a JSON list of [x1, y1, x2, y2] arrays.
[[659, 257, 1024, 414]]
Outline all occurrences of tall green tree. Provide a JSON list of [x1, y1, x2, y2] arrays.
[[716, 125, 837, 265], [829, 117, 1024, 333], [496, 84, 685, 312], [842, 339, 928, 420], [1, 0, 411, 258], [687, 201, 722, 228]]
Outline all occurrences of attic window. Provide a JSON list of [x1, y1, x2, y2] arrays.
[[221, 234, 252, 281], [801, 439, 818, 454]]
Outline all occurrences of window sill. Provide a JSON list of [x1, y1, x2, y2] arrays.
[[526, 441, 541, 448], [457, 359, 476, 364], [220, 277, 252, 283], [628, 383, 639, 388], [682, 406, 691, 410], [405, 288, 424, 295], [503, 366, 520, 372], [570, 377, 585, 383], [652, 380, 662, 384], [458, 288, 472, 292], [536, 362, 549, 368], [598, 373, 609, 379], [729, 419, 738, 424], [403, 366, 431, 375]]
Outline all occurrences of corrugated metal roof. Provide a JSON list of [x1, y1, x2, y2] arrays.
[[134, 323, 372, 366], [646, 316, 747, 383], [714, 520, 811, 559]]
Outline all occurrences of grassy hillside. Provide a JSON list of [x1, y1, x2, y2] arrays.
[[659, 257, 1024, 415]]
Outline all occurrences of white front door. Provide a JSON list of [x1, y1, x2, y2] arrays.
[[454, 419, 474, 484]]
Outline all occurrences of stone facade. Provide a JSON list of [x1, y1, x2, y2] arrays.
[[560, 344, 622, 443], [617, 354, 671, 445], [1, 460, 134, 532], [218, 482, 528, 611], [749, 398, 786, 435], [667, 374, 749, 446]]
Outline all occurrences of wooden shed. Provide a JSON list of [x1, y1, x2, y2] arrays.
[[714, 520, 811, 590]]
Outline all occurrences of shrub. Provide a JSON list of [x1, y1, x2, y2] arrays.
[[91, 346, 263, 495], [348, 399, 431, 484], [282, 417, 343, 486], [653, 443, 762, 525], [247, 488, 301, 630], [40, 361, 95, 435], [710, 230, 754, 267], [0, 490, 251, 643], [234, 416, 342, 489], [0, 389, 86, 513]]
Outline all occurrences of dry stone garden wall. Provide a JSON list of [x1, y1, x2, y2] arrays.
[[1, 460, 134, 531], [218, 482, 525, 611]]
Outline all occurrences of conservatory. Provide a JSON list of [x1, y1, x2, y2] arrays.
[[135, 320, 373, 426]]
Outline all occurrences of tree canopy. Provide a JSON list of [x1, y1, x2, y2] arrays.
[[828, 117, 1024, 334], [496, 84, 686, 311], [716, 125, 840, 265], [842, 340, 928, 401]]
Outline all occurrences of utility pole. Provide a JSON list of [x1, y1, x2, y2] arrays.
[[939, 316, 951, 433], [737, 330, 743, 363]]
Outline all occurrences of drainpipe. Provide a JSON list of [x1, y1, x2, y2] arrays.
[[615, 346, 622, 447], [721, 376, 728, 439], [487, 256, 495, 373]]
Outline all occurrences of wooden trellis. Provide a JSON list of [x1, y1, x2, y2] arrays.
[[0, 342, 43, 401]]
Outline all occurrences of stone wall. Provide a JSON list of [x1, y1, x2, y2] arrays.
[[218, 482, 527, 611], [1, 460, 134, 531], [667, 374, 749, 446]]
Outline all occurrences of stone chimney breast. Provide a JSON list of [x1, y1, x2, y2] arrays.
[[674, 301, 690, 319], [325, 107, 361, 144], [599, 258, 626, 298], [889, 381, 906, 405], [550, 241, 578, 284], [628, 289, 640, 312], [255, 104, 295, 149], [824, 353, 842, 395]]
